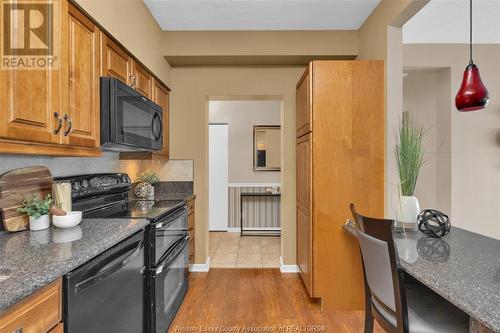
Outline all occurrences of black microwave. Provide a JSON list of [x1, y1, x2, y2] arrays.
[[100, 77, 163, 152]]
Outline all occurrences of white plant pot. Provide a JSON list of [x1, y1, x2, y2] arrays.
[[396, 196, 421, 229], [29, 215, 50, 231]]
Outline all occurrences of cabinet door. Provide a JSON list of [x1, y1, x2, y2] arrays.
[[152, 79, 169, 158], [132, 61, 152, 98], [0, 0, 64, 145], [100, 32, 131, 84], [296, 133, 313, 295], [296, 65, 312, 138], [64, 4, 99, 148]]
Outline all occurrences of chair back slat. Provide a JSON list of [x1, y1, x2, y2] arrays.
[[356, 230, 396, 311], [350, 203, 409, 333]]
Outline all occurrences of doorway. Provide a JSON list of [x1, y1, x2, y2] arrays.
[[207, 99, 282, 268]]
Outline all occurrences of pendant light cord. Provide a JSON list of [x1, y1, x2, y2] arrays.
[[470, 0, 473, 64]]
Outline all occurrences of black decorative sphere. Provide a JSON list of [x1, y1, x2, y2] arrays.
[[417, 209, 451, 238]]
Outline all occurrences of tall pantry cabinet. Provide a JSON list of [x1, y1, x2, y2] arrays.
[[296, 61, 385, 310]]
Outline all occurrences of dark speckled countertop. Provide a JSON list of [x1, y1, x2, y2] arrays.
[[0, 217, 149, 313], [344, 222, 500, 332]]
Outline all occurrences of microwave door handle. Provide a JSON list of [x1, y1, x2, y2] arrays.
[[155, 235, 189, 274], [75, 240, 143, 293], [151, 112, 162, 141]]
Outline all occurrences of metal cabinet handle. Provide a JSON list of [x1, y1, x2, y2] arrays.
[[53, 112, 62, 134], [63, 114, 72, 136], [13, 327, 22, 333], [129, 73, 137, 89]]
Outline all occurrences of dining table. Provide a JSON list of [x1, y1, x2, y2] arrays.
[[343, 222, 500, 333]]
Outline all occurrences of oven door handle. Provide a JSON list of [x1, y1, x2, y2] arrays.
[[155, 235, 189, 275], [75, 240, 143, 293], [156, 206, 188, 229]]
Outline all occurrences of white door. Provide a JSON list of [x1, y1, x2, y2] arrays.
[[209, 124, 229, 231]]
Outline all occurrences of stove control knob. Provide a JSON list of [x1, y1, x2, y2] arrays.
[[72, 182, 80, 191], [81, 180, 89, 189]]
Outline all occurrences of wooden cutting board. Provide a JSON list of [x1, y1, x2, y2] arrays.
[[0, 166, 53, 232]]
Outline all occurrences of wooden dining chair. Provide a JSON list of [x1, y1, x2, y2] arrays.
[[349, 203, 468, 333]]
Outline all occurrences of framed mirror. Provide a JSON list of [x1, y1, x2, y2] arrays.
[[253, 125, 281, 171]]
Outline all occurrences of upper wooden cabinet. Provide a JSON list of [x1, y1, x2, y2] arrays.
[[132, 62, 153, 99], [0, 0, 170, 157], [65, 3, 100, 148], [296, 61, 384, 310], [100, 33, 152, 99], [0, 0, 100, 156], [296, 66, 312, 138], [100, 32, 132, 84]]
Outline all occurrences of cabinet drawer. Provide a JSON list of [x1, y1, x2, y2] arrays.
[[0, 279, 61, 333]]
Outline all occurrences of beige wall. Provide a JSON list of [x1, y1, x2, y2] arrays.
[[75, 0, 172, 85], [209, 100, 281, 184], [170, 67, 304, 265], [357, 0, 429, 217], [403, 70, 451, 214], [404, 44, 500, 239]]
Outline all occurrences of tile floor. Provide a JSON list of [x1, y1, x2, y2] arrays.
[[209, 232, 281, 268]]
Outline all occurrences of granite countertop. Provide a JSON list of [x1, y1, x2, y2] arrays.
[[343, 222, 500, 332], [0, 217, 149, 313]]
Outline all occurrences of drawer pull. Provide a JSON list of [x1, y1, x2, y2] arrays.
[[13, 327, 22, 333]]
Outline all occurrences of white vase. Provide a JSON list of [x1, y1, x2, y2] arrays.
[[29, 215, 50, 231], [396, 196, 420, 229]]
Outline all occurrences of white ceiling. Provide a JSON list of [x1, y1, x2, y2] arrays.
[[143, 0, 381, 31], [403, 0, 500, 44]]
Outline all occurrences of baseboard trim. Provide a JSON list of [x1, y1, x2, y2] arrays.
[[280, 256, 300, 273], [189, 256, 211, 272]]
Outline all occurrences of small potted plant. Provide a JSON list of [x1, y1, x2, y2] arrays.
[[135, 170, 159, 199], [394, 112, 425, 228], [17, 194, 53, 231]]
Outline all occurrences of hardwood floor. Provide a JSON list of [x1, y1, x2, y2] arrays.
[[169, 269, 384, 333]]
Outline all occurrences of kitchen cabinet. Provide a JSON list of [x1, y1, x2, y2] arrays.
[[295, 61, 384, 310], [0, 0, 100, 156], [187, 196, 196, 265], [100, 33, 153, 99], [0, 0, 171, 157], [65, 3, 100, 148], [296, 133, 312, 295], [132, 61, 153, 98], [100, 32, 132, 84], [0, 278, 62, 333], [296, 67, 312, 138]]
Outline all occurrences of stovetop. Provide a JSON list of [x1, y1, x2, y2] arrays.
[[84, 199, 185, 221], [54, 173, 186, 222]]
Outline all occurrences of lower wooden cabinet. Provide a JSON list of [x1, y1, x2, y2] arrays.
[[187, 196, 196, 265], [0, 279, 62, 333]]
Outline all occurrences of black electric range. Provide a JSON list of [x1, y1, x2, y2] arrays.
[[55, 173, 189, 333]]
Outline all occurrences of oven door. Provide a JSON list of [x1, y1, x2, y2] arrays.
[[153, 206, 188, 265], [101, 77, 163, 151], [151, 234, 189, 333]]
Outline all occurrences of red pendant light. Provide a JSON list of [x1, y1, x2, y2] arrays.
[[455, 0, 489, 112]]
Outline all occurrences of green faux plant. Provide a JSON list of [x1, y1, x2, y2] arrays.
[[395, 112, 425, 197], [136, 170, 159, 185], [17, 194, 53, 219]]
